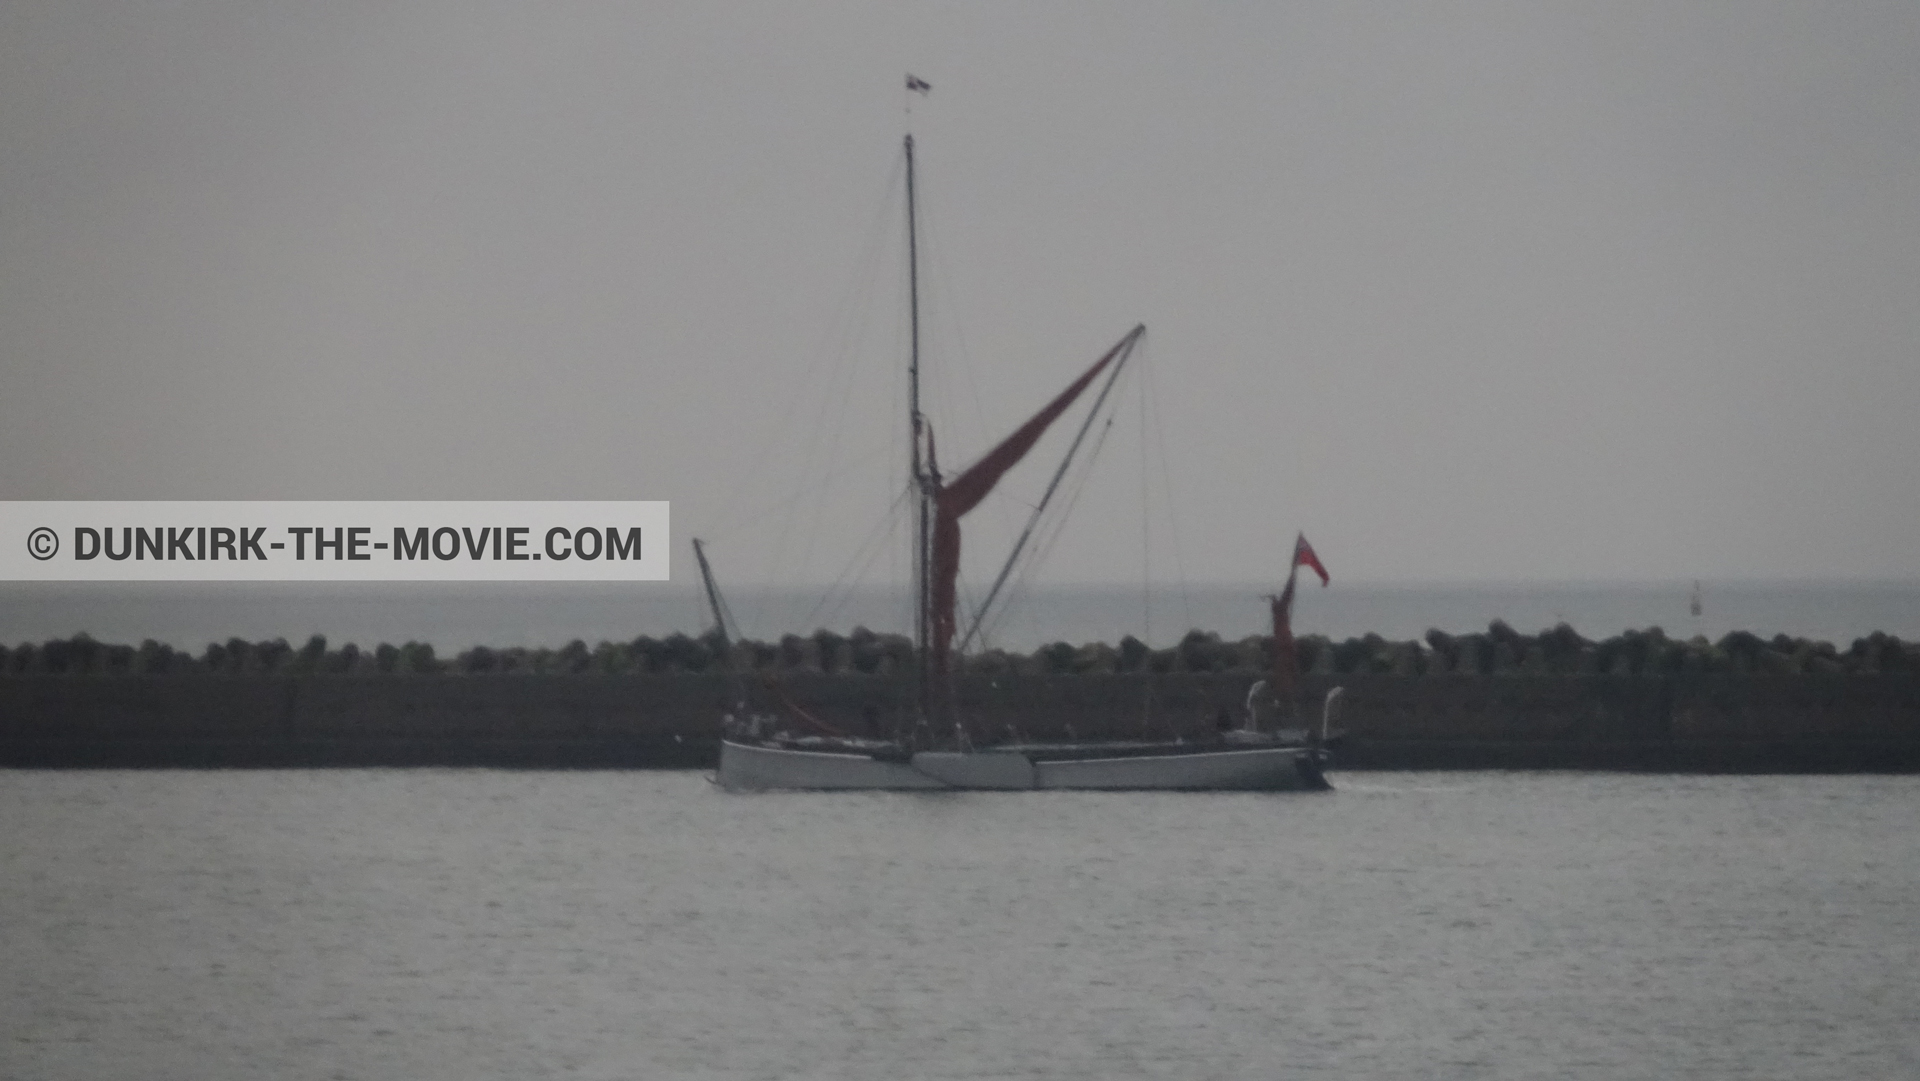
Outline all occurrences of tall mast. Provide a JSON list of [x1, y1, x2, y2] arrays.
[[906, 133, 931, 722]]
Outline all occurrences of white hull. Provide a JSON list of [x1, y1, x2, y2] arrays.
[[718, 739, 1328, 792], [717, 740, 947, 790], [1032, 746, 1322, 790]]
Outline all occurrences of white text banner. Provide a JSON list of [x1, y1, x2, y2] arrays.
[[0, 502, 669, 581]]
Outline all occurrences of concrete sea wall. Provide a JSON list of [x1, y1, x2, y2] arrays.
[[4, 670, 1918, 771]]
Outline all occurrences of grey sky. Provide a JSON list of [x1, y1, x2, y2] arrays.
[[3, 2, 1917, 587]]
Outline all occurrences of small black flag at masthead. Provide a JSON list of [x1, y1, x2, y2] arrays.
[[906, 74, 932, 95]]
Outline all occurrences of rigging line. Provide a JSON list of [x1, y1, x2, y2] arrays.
[[962, 329, 1139, 642], [761, 673, 848, 737], [762, 340, 873, 600], [990, 364, 1130, 633], [812, 507, 910, 635], [985, 468, 1104, 651], [742, 295, 898, 627], [788, 301, 892, 585], [1140, 343, 1152, 645], [1142, 342, 1196, 633], [806, 480, 912, 629], [913, 175, 1036, 583], [979, 459, 1098, 651], [739, 441, 891, 638], [982, 406, 1123, 649], [1022, 412, 1119, 600], [981, 356, 1130, 643], [955, 572, 978, 653], [910, 177, 992, 441], [706, 432, 905, 539], [958, 329, 1141, 652], [779, 214, 911, 595], [914, 184, 1017, 540], [802, 481, 915, 632], [708, 154, 904, 540], [736, 159, 907, 620], [890, 316, 908, 631], [884, 289, 919, 641]]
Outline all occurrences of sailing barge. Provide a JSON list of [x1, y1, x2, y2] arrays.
[[708, 130, 1339, 791]]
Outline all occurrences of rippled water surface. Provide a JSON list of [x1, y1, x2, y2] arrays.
[[4, 770, 1917, 1079]]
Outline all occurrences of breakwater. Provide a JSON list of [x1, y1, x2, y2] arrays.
[[3, 626, 1918, 770], [3, 672, 1917, 772]]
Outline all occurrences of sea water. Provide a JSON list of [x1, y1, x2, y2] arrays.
[[3, 580, 1918, 654], [4, 769, 1917, 1080]]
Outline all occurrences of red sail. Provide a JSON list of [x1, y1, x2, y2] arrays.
[[929, 332, 1135, 674]]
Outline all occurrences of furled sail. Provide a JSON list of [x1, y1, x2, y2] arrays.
[[928, 330, 1138, 675], [1271, 582, 1298, 705], [1268, 533, 1330, 712]]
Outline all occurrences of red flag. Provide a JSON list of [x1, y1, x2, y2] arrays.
[[1292, 533, 1329, 586]]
